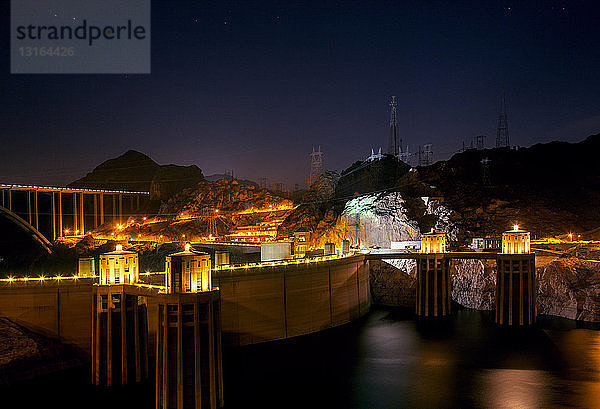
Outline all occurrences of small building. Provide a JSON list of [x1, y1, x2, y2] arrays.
[[420, 231, 447, 254], [99, 244, 139, 285], [341, 239, 350, 254], [215, 250, 230, 267], [471, 237, 501, 252], [324, 242, 335, 256], [501, 226, 530, 254], [391, 240, 421, 251], [78, 257, 96, 277], [165, 243, 211, 292], [293, 227, 310, 258], [261, 241, 293, 262]]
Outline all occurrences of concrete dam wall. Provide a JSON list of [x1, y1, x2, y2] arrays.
[[0, 254, 371, 352]]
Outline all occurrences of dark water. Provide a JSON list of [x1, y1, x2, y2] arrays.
[[4, 306, 600, 408]]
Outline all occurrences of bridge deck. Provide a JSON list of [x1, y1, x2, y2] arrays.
[[0, 183, 149, 195]]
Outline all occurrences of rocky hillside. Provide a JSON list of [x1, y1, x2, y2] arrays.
[[69, 150, 205, 205], [0, 318, 85, 385], [418, 134, 600, 238], [280, 134, 600, 246]]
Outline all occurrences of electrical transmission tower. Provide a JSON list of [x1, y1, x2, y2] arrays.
[[481, 157, 491, 185], [496, 91, 510, 148], [387, 96, 402, 157], [418, 144, 433, 166], [309, 146, 324, 186], [259, 177, 268, 189]]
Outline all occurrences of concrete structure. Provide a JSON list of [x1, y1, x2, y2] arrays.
[[496, 226, 536, 326], [416, 232, 450, 318], [260, 242, 293, 262], [0, 183, 149, 245], [341, 239, 350, 254], [78, 257, 96, 277], [156, 246, 224, 409], [165, 244, 211, 292], [420, 231, 446, 253], [390, 240, 421, 251], [324, 242, 335, 256], [471, 237, 501, 252], [99, 244, 139, 285], [214, 250, 229, 267], [92, 246, 149, 387], [293, 228, 310, 258]]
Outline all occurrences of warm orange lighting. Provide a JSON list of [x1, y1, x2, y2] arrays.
[[116, 244, 123, 251], [142, 217, 147, 220], [215, 209, 219, 213], [513, 224, 519, 231], [8, 276, 14, 283], [182, 234, 186, 238], [138, 234, 142, 237], [64, 229, 69, 234], [184, 243, 191, 252], [75, 229, 80, 234]]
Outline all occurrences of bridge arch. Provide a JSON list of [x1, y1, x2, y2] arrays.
[[0, 205, 52, 254]]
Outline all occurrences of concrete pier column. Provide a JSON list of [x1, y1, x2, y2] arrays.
[[100, 193, 104, 225], [51, 192, 56, 240], [80, 192, 85, 235], [8, 189, 11, 211], [93, 194, 98, 228], [34, 190, 38, 230], [119, 194, 123, 224], [112, 195, 116, 224], [58, 192, 63, 237], [27, 191, 32, 224], [73, 193, 78, 232]]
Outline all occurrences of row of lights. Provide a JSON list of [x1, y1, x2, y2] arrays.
[[0, 183, 149, 195]]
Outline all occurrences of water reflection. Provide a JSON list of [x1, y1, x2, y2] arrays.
[[3, 306, 600, 408]]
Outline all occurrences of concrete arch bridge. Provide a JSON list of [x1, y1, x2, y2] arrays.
[[0, 184, 149, 252]]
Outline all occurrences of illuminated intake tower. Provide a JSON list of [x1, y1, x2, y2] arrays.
[[91, 245, 149, 387], [495, 226, 536, 326], [156, 244, 224, 409], [416, 231, 450, 318]]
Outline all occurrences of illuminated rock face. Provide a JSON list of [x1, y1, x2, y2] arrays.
[[451, 259, 496, 311], [314, 192, 458, 249], [537, 254, 600, 321]]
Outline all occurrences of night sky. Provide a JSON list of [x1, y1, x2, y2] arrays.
[[2, 1, 600, 188]]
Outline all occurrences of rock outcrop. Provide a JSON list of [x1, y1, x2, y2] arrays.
[[309, 192, 459, 249], [0, 318, 85, 385], [69, 150, 205, 204]]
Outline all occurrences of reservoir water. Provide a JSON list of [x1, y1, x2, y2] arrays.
[[4, 306, 600, 408]]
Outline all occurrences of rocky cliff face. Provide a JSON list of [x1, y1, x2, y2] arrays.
[[450, 259, 496, 310], [310, 192, 459, 248], [537, 247, 600, 320]]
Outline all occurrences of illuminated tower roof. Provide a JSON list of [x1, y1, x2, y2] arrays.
[[501, 225, 530, 254], [99, 244, 139, 285], [165, 243, 212, 293], [420, 231, 446, 253]]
